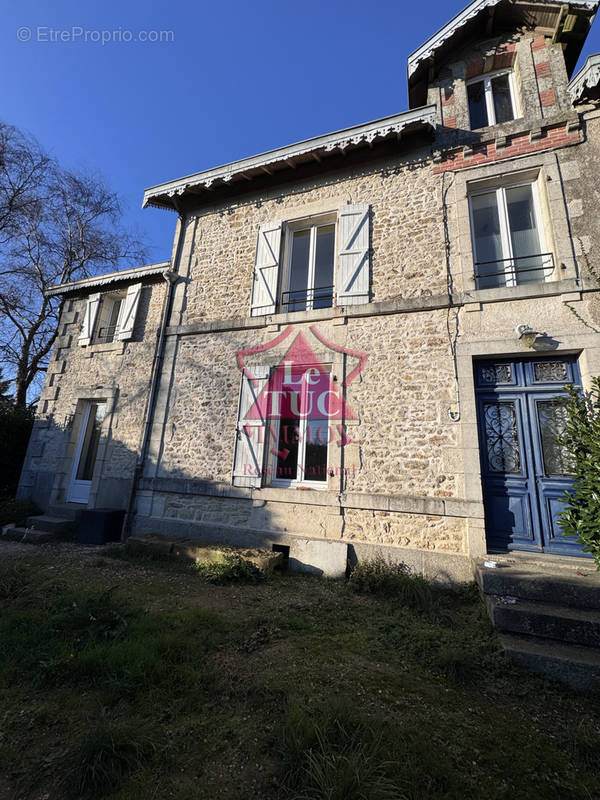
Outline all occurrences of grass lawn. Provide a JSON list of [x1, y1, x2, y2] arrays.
[[0, 542, 599, 800]]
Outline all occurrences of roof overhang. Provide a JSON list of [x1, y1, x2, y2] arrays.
[[569, 52, 600, 101], [45, 262, 171, 297], [408, 0, 598, 107], [143, 105, 437, 211]]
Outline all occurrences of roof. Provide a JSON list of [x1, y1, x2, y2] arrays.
[[569, 53, 600, 102], [142, 106, 437, 211], [407, 0, 599, 106], [45, 262, 171, 297]]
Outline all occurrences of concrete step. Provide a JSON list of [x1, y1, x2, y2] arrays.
[[1, 526, 57, 544], [25, 515, 76, 535], [476, 564, 600, 611], [47, 504, 83, 523], [487, 596, 600, 649], [500, 633, 600, 692]]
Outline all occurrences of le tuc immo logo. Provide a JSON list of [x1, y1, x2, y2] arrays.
[[235, 325, 367, 485]]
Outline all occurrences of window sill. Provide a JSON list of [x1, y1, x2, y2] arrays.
[[83, 341, 126, 355], [271, 480, 330, 491], [462, 276, 580, 306]]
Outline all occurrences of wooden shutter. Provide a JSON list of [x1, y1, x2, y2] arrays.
[[250, 221, 282, 316], [232, 366, 270, 488], [116, 283, 142, 341], [337, 204, 370, 306], [78, 293, 101, 346]]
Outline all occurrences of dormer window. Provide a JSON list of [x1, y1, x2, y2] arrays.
[[467, 70, 519, 129]]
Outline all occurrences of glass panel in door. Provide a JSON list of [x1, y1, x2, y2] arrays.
[[505, 185, 544, 284], [536, 400, 572, 477], [313, 225, 335, 309], [471, 192, 504, 288], [288, 230, 311, 311], [68, 401, 106, 503]]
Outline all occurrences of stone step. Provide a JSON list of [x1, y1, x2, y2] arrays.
[[487, 596, 600, 648], [25, 515, 76, 534], [1, 526, 57, 544], [47, 504, 84, 523], [476, 564, 600, 611], [500, 633, 600, 692]]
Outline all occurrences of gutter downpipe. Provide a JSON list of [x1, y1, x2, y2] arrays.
[[122, 206, 186, 538]]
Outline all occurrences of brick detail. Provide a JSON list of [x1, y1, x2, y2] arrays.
[[444, 116, 457, 129], [432, 125, 580, 174], [535, 61, 552, 79], [441, 89, 455, 107], [540, 88, 557, 108], [531, 36, 547, 51]]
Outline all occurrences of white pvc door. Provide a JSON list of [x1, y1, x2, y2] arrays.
[[67, 401, 106, 504]]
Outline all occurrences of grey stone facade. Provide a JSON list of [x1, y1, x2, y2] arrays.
[[18, 0, 600, 579]]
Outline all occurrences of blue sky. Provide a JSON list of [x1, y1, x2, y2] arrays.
[[3, 1, 599, 263]]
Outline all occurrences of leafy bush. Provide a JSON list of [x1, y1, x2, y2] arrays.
[[347, 558, 433, 612], [0, 401, 34, 497], [195, 554, 265, 585], [0, 498, 41, 528], [557, 378, 600, 568]]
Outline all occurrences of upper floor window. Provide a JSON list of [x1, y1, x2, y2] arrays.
[[282, 218, 336, 312], [469, 180, 553, 289], [78, 282, 143, 347], [249, 204, 370, 317], [467, 70, 519, 129], [94, 292, 125, 343]]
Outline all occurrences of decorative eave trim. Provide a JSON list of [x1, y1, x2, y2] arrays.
[[408, 0, 502, 79], [407, 0, 599, 80], [45, 262, 171, 297], [142, 106, 437, 210], [569, 53, 600, 102]]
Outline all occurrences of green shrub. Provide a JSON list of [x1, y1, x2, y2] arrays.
[[347, 559, 433, 612], [0, 402, 34, 497], [0, 564, 30, 601], [0, 498, 41, 528], [278, 706, 404, 800], [557, 378, 600, 568], [61, 722, 156, 799], [195, 554, 265, 584]]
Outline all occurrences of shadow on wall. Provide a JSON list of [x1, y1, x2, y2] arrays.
[[16, 413, 351, 577]]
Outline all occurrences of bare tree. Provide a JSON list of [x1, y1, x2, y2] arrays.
[[0, 121, 147, 406]]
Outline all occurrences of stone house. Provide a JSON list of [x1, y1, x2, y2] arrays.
[[17, 0, 600, 580]]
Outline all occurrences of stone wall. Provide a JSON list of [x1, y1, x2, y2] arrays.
[[18, 279, 167, 509], [176, 146, 450, 325]]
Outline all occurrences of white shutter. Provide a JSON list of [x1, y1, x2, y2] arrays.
[[250, 221, 282, 316], [232, 366, 270, 488], [116, 282, 142, 341], [337, 204, 370, 306], [78, 293, 101, 346]]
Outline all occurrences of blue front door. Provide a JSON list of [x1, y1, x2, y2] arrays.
[[475, 356, 588, 557]]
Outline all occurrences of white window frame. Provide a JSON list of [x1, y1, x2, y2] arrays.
[[467, 69, 520, 129], [468, 179, 552, 289], [281, 213, 337, 312], [93, 292, 125, 344], [268, 368, 331, 490]]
